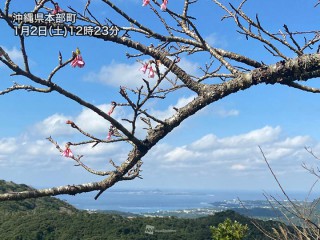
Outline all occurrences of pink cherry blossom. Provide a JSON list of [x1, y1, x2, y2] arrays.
[[107, 131, 112, 140], [148, 66, 155, 78], [142, 0, 150, 6], [52, 3, 63, 15], [140, 63, 148, 73], [160, 0, 168, 11], [107, 126, 115, 140], [62, 147, 73, 158], [71, 54, 85, 68], [107, 101, 116, 115]]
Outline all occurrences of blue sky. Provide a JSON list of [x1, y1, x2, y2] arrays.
[[1, 0, 320, 197]]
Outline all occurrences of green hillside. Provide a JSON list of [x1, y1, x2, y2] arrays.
[[0, 209, 287, 240], [0, 180, 77, 213]]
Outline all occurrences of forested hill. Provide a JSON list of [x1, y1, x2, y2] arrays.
[[0, 180, 289, 239], [0, 180, 77, 213]]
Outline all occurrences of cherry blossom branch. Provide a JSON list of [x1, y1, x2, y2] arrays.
[[4, 0, 12, 16], [178, 1, 240, 76], [284, 82, 320, 93], [301, 34, 320, 52], [122, 160, 143, 180], [67, 5, 101, 26], [18, 32, 30, 73], [49, 103, 130, 148], [0, 182, 105, 201], [33, 0, 52, 13], [48, 54, 74, 82], [232, 4, 301, 56], [137, 57, 179, 104], [283, 24, 302, 52], [47, 137, 113, 176], [0, 53, 143, 147], [149, 3, 179, 40], [0, 46, 17, 67], [0, 83, 52, 95], [68, 139, 129, 148], [65, 120, 103, 143]]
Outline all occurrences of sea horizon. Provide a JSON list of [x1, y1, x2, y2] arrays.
[[54, 188, 320, 214]]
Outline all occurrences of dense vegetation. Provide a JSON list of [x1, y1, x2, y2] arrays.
[[0, 210, 289, 240], [0, 180, 77, 213], [210, 218, 248, 240], [0, 181, 293, 239]]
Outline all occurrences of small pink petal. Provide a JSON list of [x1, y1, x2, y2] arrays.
[[140, 63, 148, 73], [71, 55, 85, 68], [77, 60, 85, 68], [142, 0, 150, 6], [108, 105, 116, 115], [62, 148, 73, 158], [160, 0, 168, 10], [107, 132, 112, 140], [148, 66, 155, 78], [52, 4, 63, 14], [71, 61, 77, 67]]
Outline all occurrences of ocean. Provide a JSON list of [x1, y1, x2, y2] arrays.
[[56, 189, 320, 214]]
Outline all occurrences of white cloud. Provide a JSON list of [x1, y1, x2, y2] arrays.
[[23, 140, 57, 158], [0, 138, 18, 154], [84, 61, 146, 88], [177, 58, 199, 76], [0, 115, 317, 191], [231, 164, 247, 171], [275, 136, 311, 148], [0, 46, 23, 67], [164, 147, 199, 162], [33, 113, 72, 136], [150, 95, 196, 121], [33, 104, 117, 137], [0, 132, 123, 169], [191, 126, 281, 150], [213, 108, 239, 117], [205, 33, 227, 48], [190, 134, 218, 151], [147, 126, 313, 177], [84, 58, 200, 89], [75, 104, 110, 134], [0, 137, 57, 168], [10, 103, 128, 169], [3, 46, 23, 62], [75, 141, 119, 156], [218, 126, 281, 147], [264, 147, 295, 161]]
